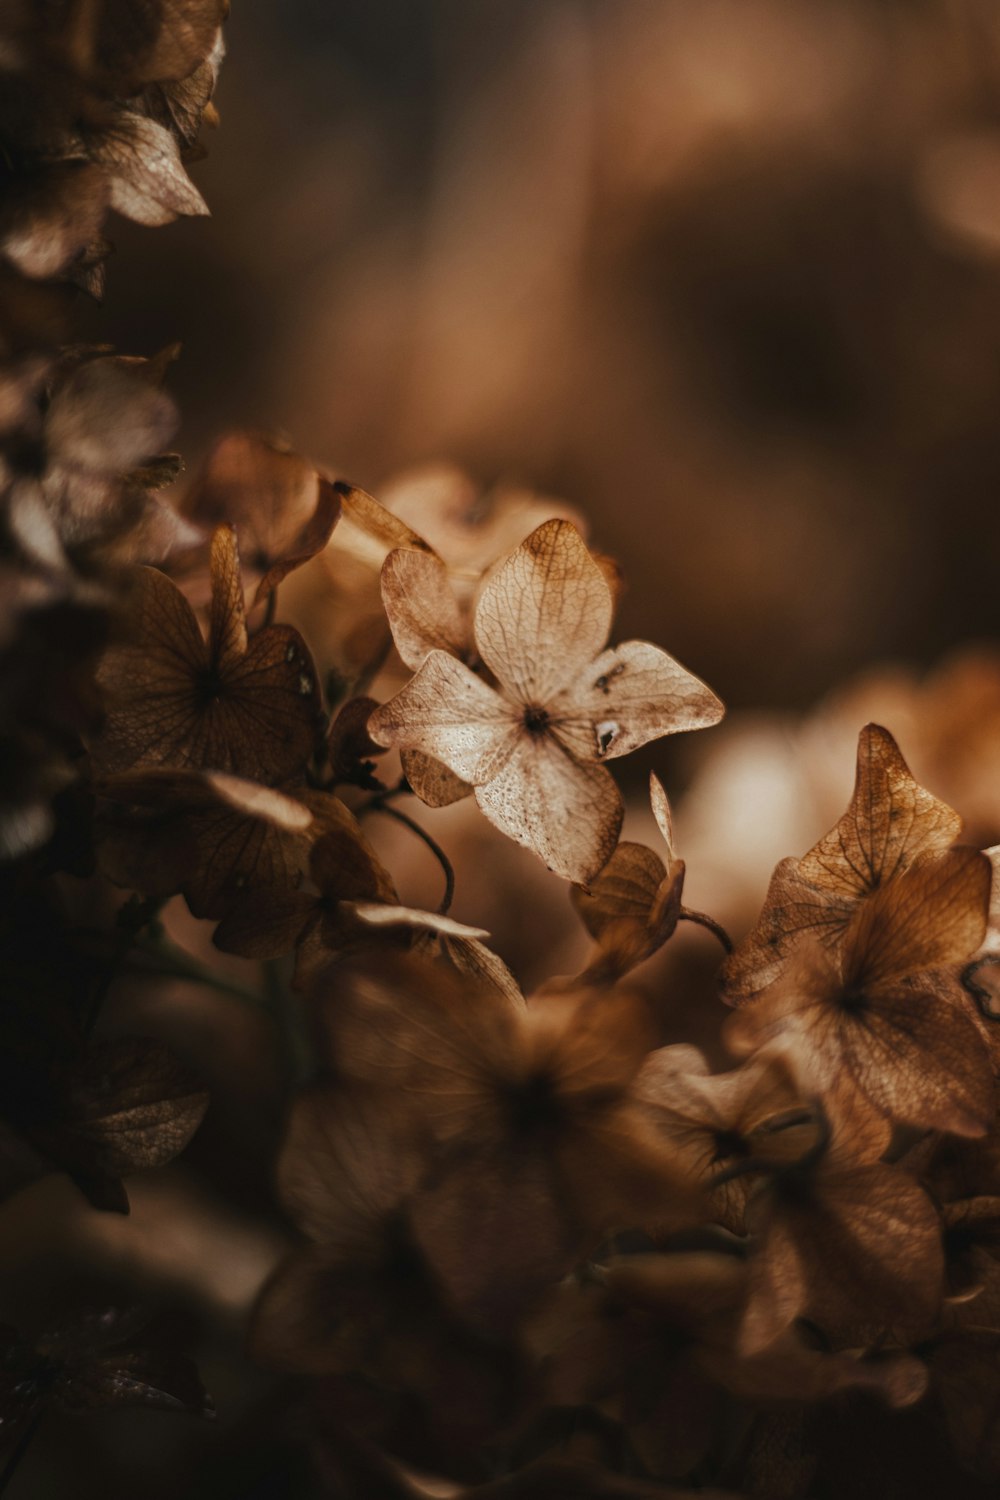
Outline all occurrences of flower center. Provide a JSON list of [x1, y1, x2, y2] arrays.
[[838, 985, 870, 1015], [522, 705, 550, 736]]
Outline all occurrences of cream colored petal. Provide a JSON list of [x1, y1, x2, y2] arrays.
[[346, 902, 488, 941], [472, 519, 612, 704], [474, 734, 622, 883], [367, 651, 520, 784], [380, 549, 469, 671], [552, 640, 724, 762], [649, 772, 676, 859]]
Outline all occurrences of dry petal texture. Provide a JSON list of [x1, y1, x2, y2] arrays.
[[181, 431, 340, 604], [572, 773, 686, 979], [722, 723, 965, 1002], [726, 847, 995, 1139], [95, 524, 320, 782], [370, 521, 723, 882]]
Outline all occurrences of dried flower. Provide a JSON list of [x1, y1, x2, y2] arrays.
[[370, 520, 723, 882]]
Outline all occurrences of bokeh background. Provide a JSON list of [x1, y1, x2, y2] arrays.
[[15, 1, 1000, 1494], [89, 0, 1000, 714]]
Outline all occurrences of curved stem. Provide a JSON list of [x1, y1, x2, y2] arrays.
[[368, 803, 455, 915], [679, 906, 734, 955], [262, 585, 278, 628]]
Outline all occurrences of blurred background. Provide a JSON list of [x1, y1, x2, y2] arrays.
[[87, 0, 1000, 714], [17, 1, 1000, 1494]]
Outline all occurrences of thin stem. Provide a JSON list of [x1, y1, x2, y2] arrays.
[[358, 776, 410, 811], [0, 1407, 43, 1497], [368, 802, 455, 915], [262, 585, 278, 628], [678, 906, 734, 954]]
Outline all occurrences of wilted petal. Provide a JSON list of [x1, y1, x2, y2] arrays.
[[475, 734, 623, 883], [721, 857, 855, 1005], [381, 549, 470, 671], [473, 519, 612, 704], [649, 772, 675, 859], [553, 640, 724, 762], [347, 902, 488, 942], [92, 111, 209, 225], [368, 650, 519, 784], [400, 748, 472, 807], [798, 723, 963, 900], [844, 847, 990, 985]]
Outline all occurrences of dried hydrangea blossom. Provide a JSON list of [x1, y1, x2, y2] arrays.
[[370, 519, 723, 882], [95, 523, 320, 782], [726, 847, 994, 1140], [721, 723, 966, 1003]]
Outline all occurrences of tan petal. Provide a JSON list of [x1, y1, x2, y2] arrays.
[[208, 523, 247, 664], [798, 722, 963, 901], [368, 651, 519, 784], [473, 519, 612, 703], [346, 902, 489, 942], [844, 847, 990, 985], [572, 842, 667, 941], [721, 857, 854, 1005], [381, 549, 470, 671], [278, 1085, 426, 1251], [553, 641, 724, 762], [649, 772, 675, 859], [526, 986, 657, 1102], [438, 936, 525, 1007], [336, 484, 433, 569], [400, 748, 472, 808], [92, 112, 209, 226], [474, 734, 623, 883], [409, 1151, 575, 1338]]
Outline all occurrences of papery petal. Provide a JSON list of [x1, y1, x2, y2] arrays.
[[553, 641, 724, 762], [721, 858, 854, 1005], [208, 523, 247, 664], [798, 723, 962, 901], [368, 651, 519, 784], [381, 549, 469, 671], [475, 734, 623, 883], [400, 748, 472, 808], [473, 519, 612, 703], [843, 847, 990, 985]]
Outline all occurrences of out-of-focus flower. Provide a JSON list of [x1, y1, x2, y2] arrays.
[[370, 520, 723, 883], [0, 0, 226, 312], [178, 430, 341, 606]]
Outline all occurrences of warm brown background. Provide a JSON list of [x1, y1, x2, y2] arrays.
[[89, 0, 1000, 721], [21, 3, 1000, 1496]]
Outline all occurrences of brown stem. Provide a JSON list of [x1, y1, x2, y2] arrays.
[[678, 906, 734, 955], [262, 585, 278, 628], [368, 802, 455, 915]]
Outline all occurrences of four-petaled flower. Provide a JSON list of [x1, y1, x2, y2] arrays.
[[368, 519, 723, 883]]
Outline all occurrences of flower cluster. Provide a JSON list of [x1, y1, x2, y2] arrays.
[[4, 5, 1000, 1499]]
